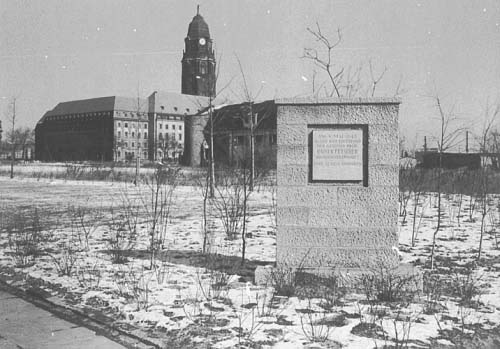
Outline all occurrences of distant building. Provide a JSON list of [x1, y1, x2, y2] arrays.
[[183, 100, 277, 168], [35, 8, 213, 163], [417, 151, 481, 170], [35, 92, 206, 162]]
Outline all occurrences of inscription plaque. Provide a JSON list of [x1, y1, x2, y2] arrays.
[[312, 128, 364, 181]]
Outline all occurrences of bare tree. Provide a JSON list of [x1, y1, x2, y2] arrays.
[[4, 97, 18, 178], [475, 100, 498, 261], [303, 22, 344, 97], [235, 54, 272, 191], [141, 164, 179, 269], [303, 23, 403, 98], [429, 95, 465, 270]]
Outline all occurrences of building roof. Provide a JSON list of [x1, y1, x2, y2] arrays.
[[43, 96, 148, 117], [149, 91, 209, 115], [37, 96, 149, 125], [211, 100, 277, 132], [187, 13, 210, 38]]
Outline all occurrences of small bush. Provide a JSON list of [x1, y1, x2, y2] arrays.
[[49, 243, 78, 276], [361, 265, 420, 304], [5, 209, 45, 267]]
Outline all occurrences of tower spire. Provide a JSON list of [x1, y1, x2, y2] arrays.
[[197, 4, 200, 15]]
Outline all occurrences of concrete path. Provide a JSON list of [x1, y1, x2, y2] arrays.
[[0, 290, 126, 349]]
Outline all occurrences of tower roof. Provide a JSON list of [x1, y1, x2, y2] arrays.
[[187, 8, 210, 38]]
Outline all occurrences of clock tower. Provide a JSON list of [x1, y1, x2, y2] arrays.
[[181, 6, 216, 97]]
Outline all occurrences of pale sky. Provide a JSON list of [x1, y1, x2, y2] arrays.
[[1, 0, 499, 150]]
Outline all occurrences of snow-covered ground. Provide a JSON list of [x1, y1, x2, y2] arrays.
[[0, 176, 499, 348]]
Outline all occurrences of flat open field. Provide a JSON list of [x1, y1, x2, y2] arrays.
[[1, 176, 500, 348]]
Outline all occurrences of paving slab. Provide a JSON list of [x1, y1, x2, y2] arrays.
[[0, 290, 127, 349]]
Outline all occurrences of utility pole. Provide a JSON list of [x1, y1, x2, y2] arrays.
[[209, 94, 215, 198], [249, 102, 255, 192], [465, 130, 469, 153], [10, 97, 16, 179]]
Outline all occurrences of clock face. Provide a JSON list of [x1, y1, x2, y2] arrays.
[[199, 38, 206, 45]]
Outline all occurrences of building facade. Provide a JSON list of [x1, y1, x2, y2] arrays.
[[35, 93, 207, 162], [35, 9, 212, 163], [183, 100, 277, 168]]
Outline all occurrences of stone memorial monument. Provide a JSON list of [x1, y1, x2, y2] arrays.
[[269, 97, 405, 283]]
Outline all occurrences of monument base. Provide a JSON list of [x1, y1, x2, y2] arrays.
[[255, 263, 422, 293]]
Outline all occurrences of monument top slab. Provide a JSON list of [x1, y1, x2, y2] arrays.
[[275, 97, 402, 105]]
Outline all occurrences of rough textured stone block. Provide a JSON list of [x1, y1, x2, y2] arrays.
[[276, 206, 309, 226], [277, 123, 308, 146], [368, 165, 398, 186], [277, 226, 398, 248], [276, 145, 308, 165], [278, 186, 337, 207], [276, 165, 308, 186], [337, 186, 398, 206], [369, 142, 400, 165], [277, 246, 399, 269], [369, 123, 399, 145]]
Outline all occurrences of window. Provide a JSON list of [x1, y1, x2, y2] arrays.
[[124, 122, 128, 128], [125, 142, 128, 147], [159, 124, 162, 129], [143, 152, 147, 158], [118, 131, 121, 138], [270, 134, 277, 144], [144, 123, 148, 129], [165, 124, 169, 130], [125, 131, 128, 137], [159, 133, 163, 139], [144, 142, 148, 148], [132, 132, 135, 138], [117, 151, 121, 157], [179, 134, 182, 141], [118, 122, 121, 127], [144, 132, 147, 139], [172, 133, 175, 140], [132, 142, 135, 148], [179, 125, 182, 131], [200, 61, 207, 74], [235, 136, 245, 145], [172, 124, 176, 130]]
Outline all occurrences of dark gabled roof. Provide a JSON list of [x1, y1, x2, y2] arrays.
[[44, 96, 148, 117], [210, 100, 276, 132], [37, 96, 148, 125]]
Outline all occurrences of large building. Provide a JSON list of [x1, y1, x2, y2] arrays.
[[35, 93, 207, 162], [35, 9, 213, 163]]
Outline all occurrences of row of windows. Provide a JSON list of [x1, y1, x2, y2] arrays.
[[158, 123, 182, 130], [119, 142, 148, 148], [117, 122, 148, 129], [49, 112, 112, 121], [117, 131, 148, 139], [115, 111, 147, 118], [158, 133, 182, 141], [157, 110, 190, 116]]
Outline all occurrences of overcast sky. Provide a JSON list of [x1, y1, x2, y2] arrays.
[[1, 0, 499, 150]]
